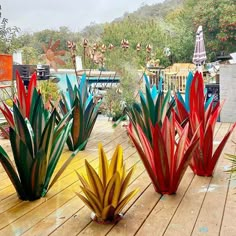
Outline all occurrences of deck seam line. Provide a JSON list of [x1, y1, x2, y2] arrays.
[[22, 147, 140, 235], [161, 173, 195, 235], [0, 130, 128, 230], [219, 130, 236, 235], [190, 123, 232, 236], [133, 194, 162, 236]]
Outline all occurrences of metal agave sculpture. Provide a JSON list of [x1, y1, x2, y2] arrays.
[[125, 73, 175, 143], [76, 143, 138, 223], [0, 71, 37, 138], [175, 71, 236, 176], [128, 111, 199, 194], [0, 91, 85, 200], [56, 74, 102, 151]]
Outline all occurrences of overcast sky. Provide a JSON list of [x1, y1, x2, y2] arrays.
[[1, 0, 164, 32]]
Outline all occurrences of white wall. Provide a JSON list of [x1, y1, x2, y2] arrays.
[[220, 64, 236, 122]]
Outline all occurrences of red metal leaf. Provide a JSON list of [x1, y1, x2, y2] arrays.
[[152, 122, 169, 192], [209, 123, 236, 175], [203, 124, 213, 169], [175, 96, 189, 123], [26, 72, 37, 118], [0, 104, 14, 127], [16, 70, 27, 117], [127, 123, 160, 192]]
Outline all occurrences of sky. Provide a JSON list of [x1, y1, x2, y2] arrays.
[[1, 0, 164, 33]]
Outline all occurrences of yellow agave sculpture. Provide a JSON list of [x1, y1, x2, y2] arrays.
[[76, 143, 139, 223]]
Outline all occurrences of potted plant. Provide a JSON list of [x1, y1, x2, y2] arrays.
[[55, 74, 102, 151], [175, 71, 236, 176], [76, 143, 138, 223]]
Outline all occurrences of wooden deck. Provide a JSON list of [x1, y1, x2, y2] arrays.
[[0, 118, 236, 236]]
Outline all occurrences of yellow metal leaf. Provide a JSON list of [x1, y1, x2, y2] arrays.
[[119, 166, 135, 201], [107, 145, 123, 181], [98, 143, 108, 187], [75, 192, 96, 214], [81, 186, 103, 216], [114, 189, 139, 216], [101, 205, 116, 221], [103, 172, 118, 207], [111, 172, 121, 208], [75, 171, 90, 190], [85, 160, 104, 201], [120, 165, 125, 183]]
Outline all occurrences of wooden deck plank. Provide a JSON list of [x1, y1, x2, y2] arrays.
[[22, 152, 143, 236], [135, 169, 194, 236], [76, 123, 222, 236], [43, 168, 149, 236], [0, 129, 133, 234], [49, 173, 146, 236], [106, 185, 161, 236], [220, 178, 236, 236], [20, 145, 139, 236], [192, 124, 236, 236], [0, 120, 235, 236], [162, 123, 231, 236], [0, 124, 127, 213], [135, 123, 223, 236], [0, 148, 130, 231]]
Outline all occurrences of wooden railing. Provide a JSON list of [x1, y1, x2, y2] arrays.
[[148, 71, 188, 94], [163, 73, 188, 93]]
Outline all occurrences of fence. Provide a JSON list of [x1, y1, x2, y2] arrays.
[[163, 73, 188, 93]]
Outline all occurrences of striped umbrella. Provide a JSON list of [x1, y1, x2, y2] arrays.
[[193, 25, 207, 72]]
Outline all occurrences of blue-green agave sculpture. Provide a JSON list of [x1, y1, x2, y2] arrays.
[[56, 74, 102, 151], [125, 73, 175, 143]]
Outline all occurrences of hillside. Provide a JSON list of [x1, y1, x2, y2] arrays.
[[129, 0, 184, 19]]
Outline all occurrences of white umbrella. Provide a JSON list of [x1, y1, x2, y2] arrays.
[[193, 25, 207, 72]]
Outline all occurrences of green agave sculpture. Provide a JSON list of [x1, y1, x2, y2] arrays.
[[125, 73, 175, 143], [0, 90, 85, 201], [56, 74, 102, 151]]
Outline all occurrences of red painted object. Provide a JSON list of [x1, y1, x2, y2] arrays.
[[176, 72, 236, 176], [0, 71, 37, 133], [127, 112, 199, 195]]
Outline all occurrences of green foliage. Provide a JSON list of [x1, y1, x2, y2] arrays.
[[21, 46, 39, 64], [13, 26, 81, 67], [3, 0, 234, 65], [226, 153, 236, 175], [0, 5, 20, 53], [100, 47, 140, 120], [37, 80, 60, 102], [189, 0, 236, 59], [103, 87, 123, 120]]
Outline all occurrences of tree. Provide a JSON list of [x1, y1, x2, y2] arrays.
[[0, 5, 20, 53], [192, 0, 236, 58]]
